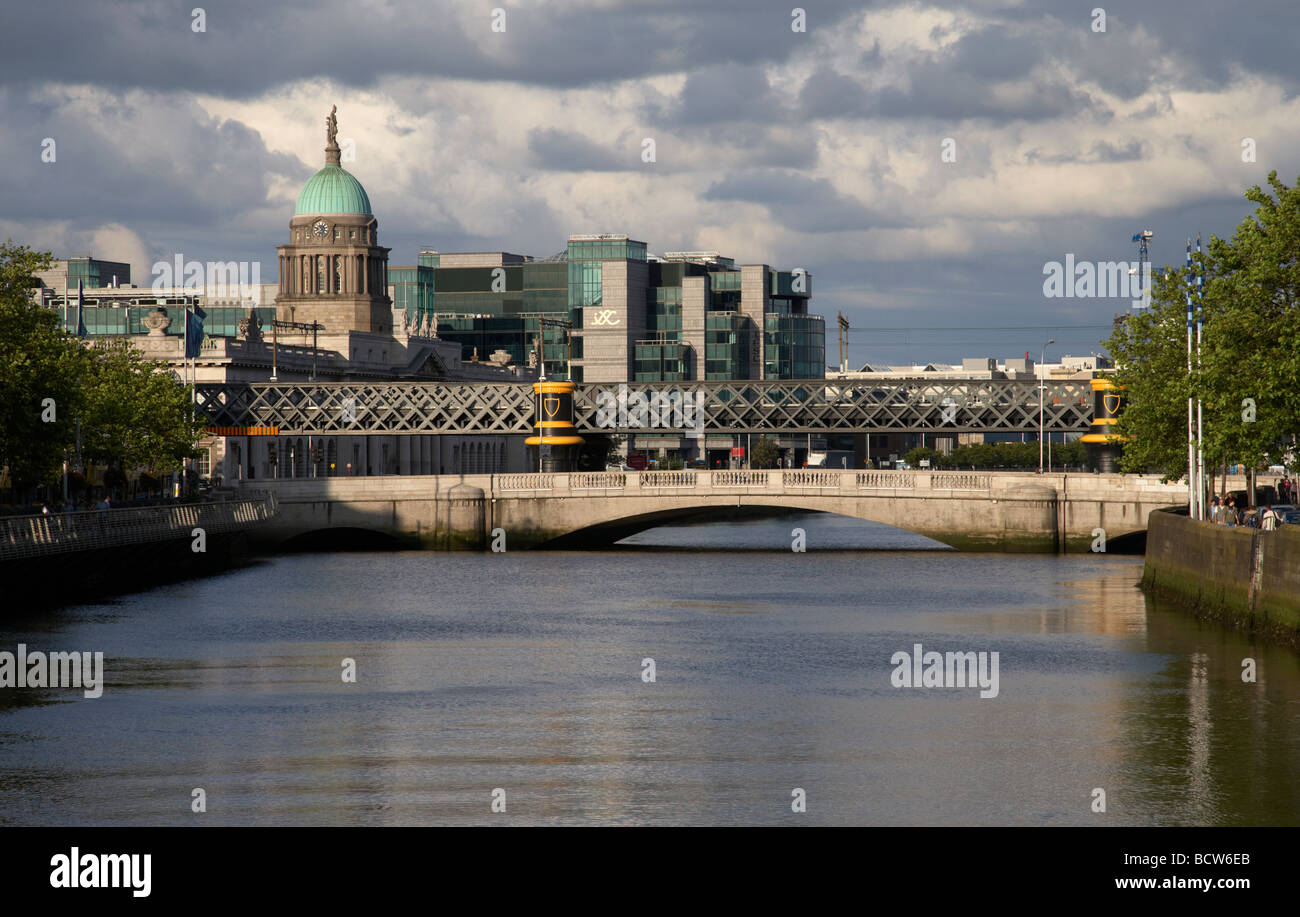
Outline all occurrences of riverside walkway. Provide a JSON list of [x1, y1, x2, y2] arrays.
[[0, 495, 278, 562]]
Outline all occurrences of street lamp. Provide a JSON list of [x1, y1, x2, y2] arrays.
[[1038, 339, 1055, 473]]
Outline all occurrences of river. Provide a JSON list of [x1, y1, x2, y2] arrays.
[[1, 512, 1297, 825]]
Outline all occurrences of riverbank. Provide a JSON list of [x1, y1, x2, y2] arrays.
[[1142, 509, 1300, 646]]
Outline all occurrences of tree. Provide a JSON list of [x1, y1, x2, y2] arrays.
[[904, 445, 937, 467], [0, 241, 85, 491], [1198, 172, 1300, 473], [750, 436, 780, 468], [1106, 171, 1300, 479], [1104, 266, 1197, 478], [80, 340, 203, 486]]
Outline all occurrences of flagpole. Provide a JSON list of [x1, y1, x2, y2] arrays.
[[1185, 240, 1195, 518], [1195, 233, 1205, 521], [62, 277, 69, 503]]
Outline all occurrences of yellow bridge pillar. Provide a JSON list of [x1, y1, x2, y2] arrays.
[[525, 380, 584, 472]]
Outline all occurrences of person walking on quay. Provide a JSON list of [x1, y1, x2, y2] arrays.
[[1223, 496, 1238, 526], [1209, 496, 1221, 524], [1261, 504, 1280, 532]]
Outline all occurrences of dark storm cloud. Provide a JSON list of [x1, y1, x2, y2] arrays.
[[0, 0, 871, 98], [527, 128, 633, 172], [798, 65, 874, 119], [0, 90, 303, 229]]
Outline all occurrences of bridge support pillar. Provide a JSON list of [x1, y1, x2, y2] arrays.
[[441, 483, 487, 550], [853, 433, 869, 470], [1000, 484, 1060, 553]]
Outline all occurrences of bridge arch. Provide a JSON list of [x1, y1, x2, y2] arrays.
[[538, 503, 953, 550]]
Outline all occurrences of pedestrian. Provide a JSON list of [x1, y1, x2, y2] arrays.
[[1262, 504, 1280, 531], [1209, 495, 1221, 524], [40, 503, 49, 515], [1224, 496, 1238, 526]]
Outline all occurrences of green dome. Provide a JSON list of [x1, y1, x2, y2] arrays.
[[294, 163, 372, 216]]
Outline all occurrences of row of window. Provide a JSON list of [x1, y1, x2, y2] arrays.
[[567, 240, 647, 261]]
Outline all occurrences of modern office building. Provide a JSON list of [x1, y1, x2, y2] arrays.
[[33, 255, 132, 293], [390, 235, 824, 385]]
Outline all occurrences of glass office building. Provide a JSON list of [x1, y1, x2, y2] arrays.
[[389, 252, 573, 379], [392, 236, 823, 384]]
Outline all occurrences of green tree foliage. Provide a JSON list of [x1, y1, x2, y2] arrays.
[[1107, 171, 1300, 478], [903, 445, 937, 467], [926, 440, 1088, 470], [80, 340, 202, 478], [0, 242, 85, 489], [1104, 268, 1196, 478], [750, 436, 780, 468], [1, 240, 203, 494], [1198, 172, 1300, 471]]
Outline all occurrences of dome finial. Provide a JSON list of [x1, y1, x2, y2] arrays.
[[325, 105, 340, 165]]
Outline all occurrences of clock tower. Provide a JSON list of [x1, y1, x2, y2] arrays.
[[275, 106, 392, 336]]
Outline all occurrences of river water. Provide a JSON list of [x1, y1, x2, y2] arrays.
[[2, 513, 1297, 826]]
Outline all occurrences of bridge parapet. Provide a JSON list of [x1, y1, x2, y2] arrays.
[[639, 471, 696, 489], [498, 473, 555, 491], [712, 471, 771, 488], [571, 472, 626, 490], [783, 470, 842, 488], [856, 471, 916, 489], [932, 473, 992, 491]]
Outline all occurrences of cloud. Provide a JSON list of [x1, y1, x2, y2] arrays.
[[3, 1, 1300, 366]]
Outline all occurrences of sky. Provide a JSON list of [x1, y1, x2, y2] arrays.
[[3, 0, 1299, 368]]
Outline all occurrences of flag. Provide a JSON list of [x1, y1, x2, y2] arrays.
[[75, 280, 87, 338], [184, 305, 205, 358]]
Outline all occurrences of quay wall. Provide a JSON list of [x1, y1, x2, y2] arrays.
[[1143, 509, 1300, 643]]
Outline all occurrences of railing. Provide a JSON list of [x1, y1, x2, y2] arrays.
[[712, 471, 770, 487], [496, 474, 554, 491], [639, 471, 697, 488], [931, 473, 991, 491], [570, 472, 626, 490], [856, 471, 916, 489], [0, 495, 278, 562], [782, 471, 840, 488]]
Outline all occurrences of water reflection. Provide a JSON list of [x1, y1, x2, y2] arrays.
[[0, 513, 1296, 825]]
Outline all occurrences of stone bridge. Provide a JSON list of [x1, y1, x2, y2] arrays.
[[236, 470, 1186, 553]]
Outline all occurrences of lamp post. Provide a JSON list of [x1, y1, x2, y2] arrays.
[[1038, 339, 1055, 473]]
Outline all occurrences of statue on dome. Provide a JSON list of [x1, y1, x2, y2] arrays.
[[326, 105, 338, 147]]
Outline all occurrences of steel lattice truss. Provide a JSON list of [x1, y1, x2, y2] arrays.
[[571, 379, 1093, 434], [195, 379, 1092, 434], [195, 382, 536, 434]]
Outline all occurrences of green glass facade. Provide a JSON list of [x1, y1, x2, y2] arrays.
[[390, 265, 435, 333], [65, 257, 131, 289], [764, 311, 825, 380], [400, 258, 571, 378], [705, 312, 752, 380], [634, 339, 686, 381], [56, 301, 273, 339]]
